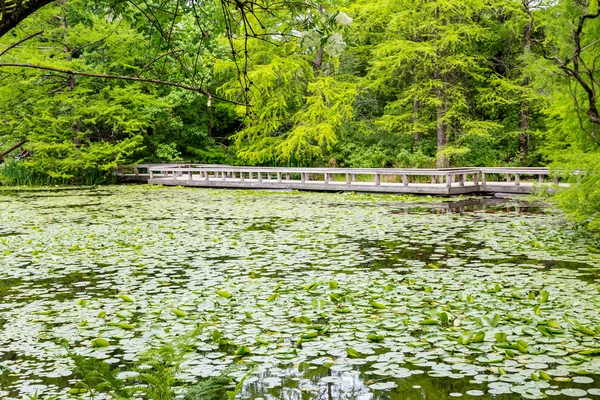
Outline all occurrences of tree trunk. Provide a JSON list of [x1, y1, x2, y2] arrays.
[[435, 68, 448, 168], [312, 4, 324, 74], [519, 3, 532, 165], [412, 98, 420, 148], [207, 90, 213, 138]]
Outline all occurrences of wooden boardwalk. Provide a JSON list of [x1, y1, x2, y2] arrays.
[[124, 165, 560, 195]]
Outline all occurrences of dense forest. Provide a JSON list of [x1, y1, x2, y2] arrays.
[[0, 0, 599, 230]]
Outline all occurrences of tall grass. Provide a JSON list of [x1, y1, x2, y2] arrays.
[[0, 160, 114, 186]]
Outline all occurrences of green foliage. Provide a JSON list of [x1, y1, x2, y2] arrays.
[[63, 344, 126, 397], [552, 152, 600, 233]]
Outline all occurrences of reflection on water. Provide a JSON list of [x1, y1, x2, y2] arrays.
[[390, 198, 544, 216]]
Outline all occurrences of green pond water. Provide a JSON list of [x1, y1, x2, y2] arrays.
[[0, 186, 599, 400]]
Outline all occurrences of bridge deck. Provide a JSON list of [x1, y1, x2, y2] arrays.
[[125, 165, 560, 195]]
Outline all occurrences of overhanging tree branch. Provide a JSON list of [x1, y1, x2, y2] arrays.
[[0, 62, 249, 106], [0, 29, 43, 57], [0, 0, 54, 38]]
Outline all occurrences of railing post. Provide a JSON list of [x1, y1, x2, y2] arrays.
[[301, 173, 306, 183], [460, 174, 465, 187], [277, 172, 282, 182], [431, 175, 436, 184], [149, 169, 154, 179], [539, 174, 544, 183], [346, 173, 350, 184], [324, 172, 329, 184], [482, 172, 486, 185], [446, 174, 451, 189], [506, 173, 511, 183], [375, 174, 381, 186], [515, 174, 520, 186], [222, 171, 227, 181], [134, 167, 139, 176], [205, 171, 210, 181], [286, 173, 291, 181], [352, 173, 356, 182], [402, 174, 408, 186], [240, 171, 244, 182], [188, 170, 193, 181], [267, 173, 271, 180], [474, 173, 479, 185], [258, 172, 262, 182], [553, 176, 559, 185]]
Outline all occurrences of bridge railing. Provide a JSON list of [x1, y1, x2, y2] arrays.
[[478, 167, 554, 186], [143, 165, 555, 189]]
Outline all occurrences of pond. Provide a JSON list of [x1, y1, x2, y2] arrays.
[[0, 186, 599, 400]]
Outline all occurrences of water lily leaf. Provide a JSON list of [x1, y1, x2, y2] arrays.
[[578, 348, 600, 356], [458, 331, 473, 345], [346, 348, 361, 358], [234, 346, 252, 357], [560, 388, 587, 397], [119, 294, 134, 302], [301, 331, 318, 340], [367, 333, 384, 343], [91, 338, 110, 347], [172, 309, 187, 317], [216, 289, 232, 298], [495, 332, 508, 343], [369, 301, 387, 309]]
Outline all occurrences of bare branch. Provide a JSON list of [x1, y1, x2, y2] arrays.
[[0, 62, 249, 106], [136, 49, 184, 77], [0, 30, 43, 57]]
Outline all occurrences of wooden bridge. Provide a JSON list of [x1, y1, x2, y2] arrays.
[[123, 165, 561, 195]]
